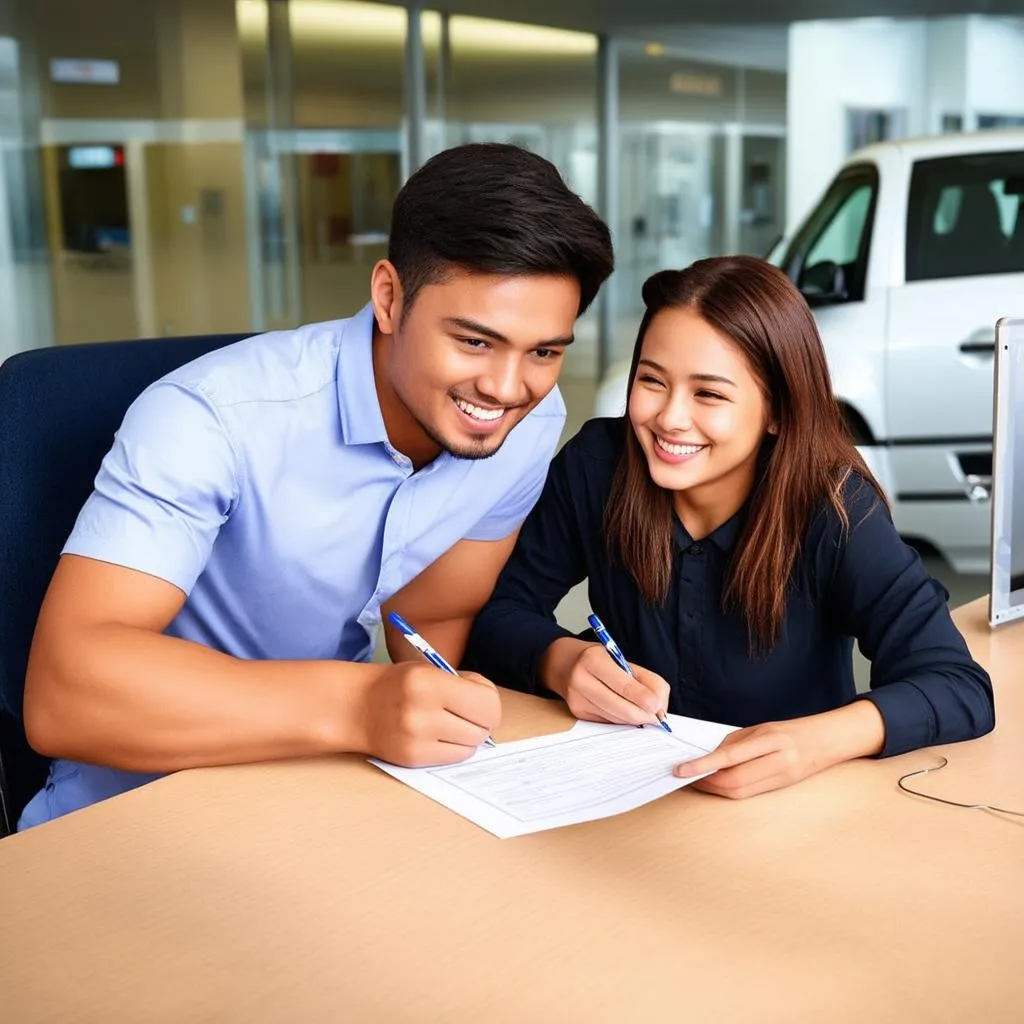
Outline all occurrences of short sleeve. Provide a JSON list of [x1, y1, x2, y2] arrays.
[[62, 380, 240, 594], [463, 415, 563, 542]]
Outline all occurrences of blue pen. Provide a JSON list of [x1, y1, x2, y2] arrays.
[[587, 613, 672, 733], [387, 612, 496, 747]]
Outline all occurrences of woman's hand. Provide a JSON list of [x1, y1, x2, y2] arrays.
[[540, 637, 670, 727], [675, 701, 886, 799]]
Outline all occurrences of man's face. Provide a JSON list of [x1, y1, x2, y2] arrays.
[[373, 267, 581, 462]]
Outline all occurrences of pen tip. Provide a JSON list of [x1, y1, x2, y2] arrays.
[[660, 718, 673, 733]]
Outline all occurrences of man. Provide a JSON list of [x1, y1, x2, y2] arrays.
[[20, 143, 613, 829]]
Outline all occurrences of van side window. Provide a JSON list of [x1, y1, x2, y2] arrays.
[[804, 185, 872, 278], [782, 165, 878, 305], [906, 152, 1024, 281]]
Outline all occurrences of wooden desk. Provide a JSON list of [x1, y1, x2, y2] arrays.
[[1, 597, 1021, 1022]]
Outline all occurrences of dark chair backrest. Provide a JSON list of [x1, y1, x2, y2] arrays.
[[0, 332, 249, 834]]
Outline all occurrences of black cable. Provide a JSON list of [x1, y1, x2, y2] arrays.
[[897, 757, 1024, 818]]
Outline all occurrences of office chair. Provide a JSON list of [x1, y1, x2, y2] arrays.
[[0, 331, 250, 836]]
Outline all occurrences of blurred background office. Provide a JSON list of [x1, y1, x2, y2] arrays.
[[1, 0, 1023, 607], [3, 1, 1021, 359], [0, 0, 790, 368]]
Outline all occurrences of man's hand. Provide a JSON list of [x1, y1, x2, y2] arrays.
[[25, 556, 500, 774], [354, 661, 502, 767], [674, 702, 886, 799], [540, 637, 670, 728]]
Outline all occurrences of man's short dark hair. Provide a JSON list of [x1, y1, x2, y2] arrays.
[[388, 143, 614, 318]]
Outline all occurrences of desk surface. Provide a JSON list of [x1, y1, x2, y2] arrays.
[[1, 597, 1022, 1023]]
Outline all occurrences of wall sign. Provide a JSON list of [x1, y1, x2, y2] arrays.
[[50, 59, 120, 85]]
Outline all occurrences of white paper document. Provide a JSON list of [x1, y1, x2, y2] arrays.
[[370, 714, 737, 839]]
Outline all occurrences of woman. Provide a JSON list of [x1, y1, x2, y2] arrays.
[[465, 256, 994, 799]]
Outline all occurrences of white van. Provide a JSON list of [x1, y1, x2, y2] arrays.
[[594, 130, 1024, 573]]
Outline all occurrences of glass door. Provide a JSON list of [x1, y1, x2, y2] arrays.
[[41, 141, 139, 345], [618, 124, 718, 336], [244, 127, 403, 331]]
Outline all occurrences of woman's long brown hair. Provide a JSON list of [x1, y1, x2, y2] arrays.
[[604, 255, 886, 652]]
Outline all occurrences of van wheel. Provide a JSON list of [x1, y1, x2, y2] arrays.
[[838, 403, 874, 445]]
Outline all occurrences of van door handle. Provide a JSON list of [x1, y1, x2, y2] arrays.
[[959, 328, 995, 356], [959, 341, 995, 355]]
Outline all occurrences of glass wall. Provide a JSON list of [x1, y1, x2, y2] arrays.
[[238, 0, 405, 330], [426, 14, 598, 373], [0, 0, 793, 372], [1, 0, 797, 372], [21, 0, 250, 347], [0, 6, 52, 366], [613, 44, 787, 361], [238, 4, 598, 347], [431, 15, 597, 200], [9, 3, 1020, 381]]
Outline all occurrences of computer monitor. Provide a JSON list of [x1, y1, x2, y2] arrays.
[[989, 316, 1024, 627]]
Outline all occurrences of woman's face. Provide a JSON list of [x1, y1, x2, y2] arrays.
[[627, 305, 776, 518]]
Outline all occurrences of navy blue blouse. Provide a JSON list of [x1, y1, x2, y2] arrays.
[[465, 418, 994, 756]]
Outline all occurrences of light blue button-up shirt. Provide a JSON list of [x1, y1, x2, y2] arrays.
[[19, 304, 565, 829]]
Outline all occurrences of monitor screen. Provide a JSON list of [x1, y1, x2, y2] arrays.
[[989, 316, 1024, 627]]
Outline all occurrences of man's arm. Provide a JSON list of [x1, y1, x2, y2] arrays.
[[385, 404, 565, 668], [23, 555, 499, 772], [382, 533, 518, 667]]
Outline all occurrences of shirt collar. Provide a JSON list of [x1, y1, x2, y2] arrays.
[[673, 503, 747, 553], [336, 303, 389, 446]]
